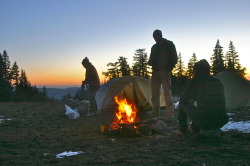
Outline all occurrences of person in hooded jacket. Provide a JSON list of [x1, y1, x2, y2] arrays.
[[148, 29, 178, 118], [82, 57, 100, 113], [177, 59, 229, 135]]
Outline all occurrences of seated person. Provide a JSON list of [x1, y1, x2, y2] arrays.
[[177, 59, 229, 135]]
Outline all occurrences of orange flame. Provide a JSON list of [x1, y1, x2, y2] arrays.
[[110, 96, 139, 129]]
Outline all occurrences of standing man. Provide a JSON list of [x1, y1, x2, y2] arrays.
[[148, 29, 178, 118], [82, 57, 100, 113]]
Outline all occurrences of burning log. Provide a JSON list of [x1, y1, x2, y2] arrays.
[[101, 117, 168, 136], [101, 123, 138, 136]]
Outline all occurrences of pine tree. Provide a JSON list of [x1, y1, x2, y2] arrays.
[[15, 70, 33, 101], [117, 56, 131, 77], [0, 51, 13, 101], [103, 56, 131, 81], [173, 52, 186, 80], [132, 49, 150, 78], [187, 53, 198, 80], [102, 62, 119, 81], [172, 52, 188, 96], [235, 63, 246, 78], [0, 50, 49, 101], [19, 70, 31, 87], [0, 53, 3, 78], [10, 61, 20, 86], [225, 41, 237, 72], [225, 41, 246, 77], [2, 50, 11, 82], [210, 40, 225, 75], [0, 76, 13, 101]]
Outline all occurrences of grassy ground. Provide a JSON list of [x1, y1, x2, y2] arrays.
[[0, 102, 249, 166]]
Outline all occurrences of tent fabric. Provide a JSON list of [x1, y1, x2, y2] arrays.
[[215, 71, 250, 110], [95, 76, 165, 112]]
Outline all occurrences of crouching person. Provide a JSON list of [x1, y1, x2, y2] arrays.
[[177, 59, 229, 136]]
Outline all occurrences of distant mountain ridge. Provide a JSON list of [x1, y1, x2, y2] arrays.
[[38, 87, 80, 100]]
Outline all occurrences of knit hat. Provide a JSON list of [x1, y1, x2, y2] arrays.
[[194, 59, 210, 76], [82, 57, 89, 65]]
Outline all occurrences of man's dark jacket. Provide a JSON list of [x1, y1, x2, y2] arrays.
[[149, 38, 177, 72]]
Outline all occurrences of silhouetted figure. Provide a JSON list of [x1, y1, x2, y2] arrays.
[[148, 29, 178, 118], [82, 57, 100, 113], [177, 59, 229, 134]]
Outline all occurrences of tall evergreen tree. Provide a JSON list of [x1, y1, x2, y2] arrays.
[[19, 70, 31, 87], [103, 56, 131, 81], [225, 41, 246, 77], [173, 52, 186, 80], [2, 50, 11, 82], [210, 40, 225, 75], [102, 62, 119, 81], [132, 49, 150, 78], [0, 53, 3, 78], [10, 61, 20, 86], [0, 77, 13, 101], [235, 63, 246, 78], [15, 70, 33, 101], [117, 56, 131, 77], [0, 51, 13, 101], [172, 52, 188, 96], [187, 53, 198, 80], [0, 50, 49, 102]]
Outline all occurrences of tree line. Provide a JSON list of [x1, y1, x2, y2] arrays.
[[0, 50, 49, 101], [102, 40, 247, 95]]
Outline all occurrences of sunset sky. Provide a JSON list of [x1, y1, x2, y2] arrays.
[[1, 0, 250, 88]]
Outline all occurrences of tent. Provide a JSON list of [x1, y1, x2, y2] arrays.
[[95, 76, 165, 112], [215, 71, 250, 110]]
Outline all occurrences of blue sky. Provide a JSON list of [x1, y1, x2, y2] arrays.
[[1, 0, 250, 87]]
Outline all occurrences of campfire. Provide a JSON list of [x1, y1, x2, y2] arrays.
[[100, 96, 139, 136], [101, 96, 168, 136], [110, 96, 139, 127]]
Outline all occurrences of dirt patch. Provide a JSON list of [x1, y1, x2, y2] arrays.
[[0, 102, 249, 165]]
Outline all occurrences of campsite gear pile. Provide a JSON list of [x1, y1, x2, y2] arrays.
[[65, 105, 80, 119], [65, 99, 90, 119]]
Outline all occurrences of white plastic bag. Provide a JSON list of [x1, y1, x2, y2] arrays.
[[65, 105, 80, 119]]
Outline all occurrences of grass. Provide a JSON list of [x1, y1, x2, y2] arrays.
[[0, 102, 249, 166]]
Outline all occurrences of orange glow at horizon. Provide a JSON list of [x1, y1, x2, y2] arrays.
[[29, 73, 250, 86], [28, 71, 106, 86], [244, 72, 250, 81], [30, 71, 249, 86]]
